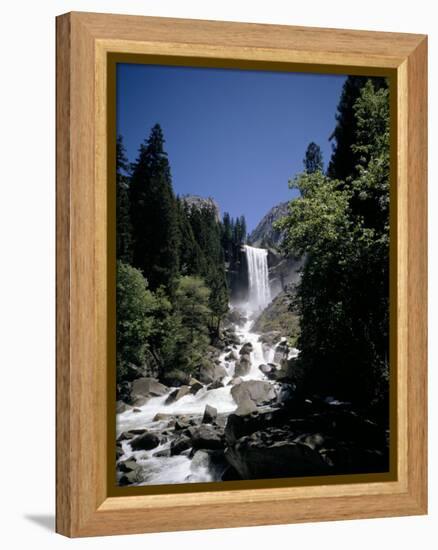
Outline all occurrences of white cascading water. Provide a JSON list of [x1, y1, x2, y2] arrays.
[[244, 245, 271, 312], [115, 244, 298, 486]]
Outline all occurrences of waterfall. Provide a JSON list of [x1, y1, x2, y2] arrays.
[[244, 245, 271, 312]]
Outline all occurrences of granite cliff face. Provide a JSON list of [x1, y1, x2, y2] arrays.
[[247, 201, 289, 248], [182, 195, 220, 221]]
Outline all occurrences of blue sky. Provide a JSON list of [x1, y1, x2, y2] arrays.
[[117, 63, 346, 232]]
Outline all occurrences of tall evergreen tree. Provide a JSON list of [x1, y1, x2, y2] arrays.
[[187, 204, 229, 334], [130, 124, 180, 292], [176, 197, 205, 276], [221, 212, 233, 264], [116, 135, 133, 263], [303, 142, 323, 174], [327, 76, 387, 181]]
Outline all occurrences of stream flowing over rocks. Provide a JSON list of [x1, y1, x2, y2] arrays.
[[116, 245, 389, 486]]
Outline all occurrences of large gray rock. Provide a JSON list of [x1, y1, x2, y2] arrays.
[[234, 354, 251, 377], [225, 408, 288, 444], [199, 361, 227, 385], [234, 399, 258, 416], [239, 342, 253, 355], [116, 400, 131, 413], [131, 377, 168, 400], [231, 380, 276, 408], [130, 432, 160, 451], [188, 425, 224, 450]]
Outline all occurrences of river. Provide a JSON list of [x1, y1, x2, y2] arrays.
[[116, 245, 297, 485]]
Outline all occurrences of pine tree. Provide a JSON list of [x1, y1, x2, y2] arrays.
[[327, 76, 387, 181], [130, 124, 180, 292], [221, 212, 233, 263], [186, 204, 229, 334], [116, 135, 133, 263], [176, 197, 205, 276], [303, 142, 323, 174]]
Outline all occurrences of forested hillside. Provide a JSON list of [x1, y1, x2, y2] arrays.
[[116, 124, 247, 390]]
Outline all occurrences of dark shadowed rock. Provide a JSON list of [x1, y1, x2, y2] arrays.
[[202, 404, 218, 424], [118, 458, 138, 473], [239, 342, 253, 355], [122, 363, 146, 382], [130, 432, 160, 451], [207, 380, 224, 390], [165, 385, 190, 405], [153, 448, 172, 458], [170, 435, 192, 455], [258, 364, 273, 375], [188, 425, 224, 450], [161, 369, 191, 387], [190, 382, 204, 395], [119, 467, 144, 486], [225, 433, 330, 479], [117, 430, 135, 442], [225, 408, 289, 444]]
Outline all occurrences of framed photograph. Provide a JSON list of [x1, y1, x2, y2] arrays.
[[56, 12, 427, 537]]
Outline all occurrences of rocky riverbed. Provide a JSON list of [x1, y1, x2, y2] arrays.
[[115, 309, 389, 486]]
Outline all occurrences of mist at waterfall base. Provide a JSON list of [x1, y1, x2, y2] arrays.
[[116, 245, 298, 486]]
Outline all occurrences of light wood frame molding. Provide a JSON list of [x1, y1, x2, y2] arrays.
[[56, 11, 427, 537]]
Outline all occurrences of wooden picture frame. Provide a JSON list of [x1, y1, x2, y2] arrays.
[[56, 11, 427, 537]]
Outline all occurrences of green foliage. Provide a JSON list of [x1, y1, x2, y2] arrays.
[[184, 204, 229, 333], [252, 289, 300, 347], [116, 124, 233, 382], [116, 261, 158, 379], [221, 212, 248, 301], [130, 124, 180, 292], [303, 142, 323, 174], [172, 276, 212, 373], [278, 79, 390, 409], [176, 198, 206, 276], [327, 76, 388, 181]]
